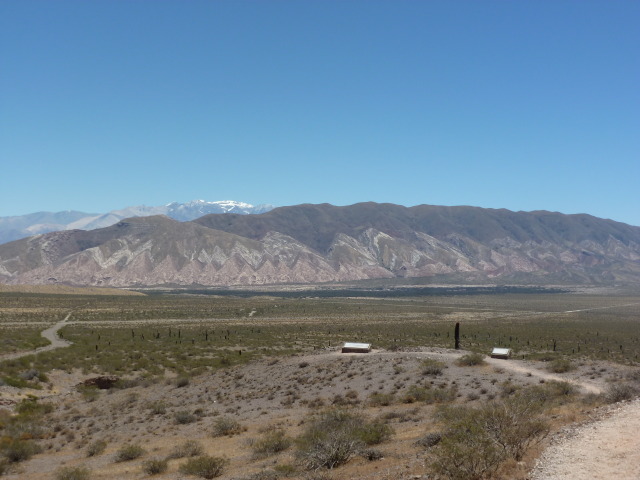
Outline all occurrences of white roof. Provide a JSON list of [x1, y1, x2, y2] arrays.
[[343, 342, 371, 349], [491, 348, 512, 354]]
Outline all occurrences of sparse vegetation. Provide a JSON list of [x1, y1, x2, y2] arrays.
[[455, 352, 486, 366], [86, 439, 107, 457], [548, 357, 575, 373], [295, 409, 393, 470], [252, 429, 292, 458], [430, 386, 551, 479], [175, 410, 197, 424], [55, 466, 91, 480], [114, 443, 145, 462], [0, 289, 639, 480], [179, 455, 228, 478], [167, 440, 205, 459], [212, 416, 243, 437], [142, 457, 168, 475], [605, 383, 638, 403]]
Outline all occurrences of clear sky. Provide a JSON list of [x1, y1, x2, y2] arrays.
[[1, 1, 638, 225]]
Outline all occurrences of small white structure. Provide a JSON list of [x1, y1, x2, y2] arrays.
[[490, 347, 512, 359], [341, 342, 371, 354]]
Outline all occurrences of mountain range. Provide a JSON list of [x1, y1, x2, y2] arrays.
[[0, 200, 274, 245], [0, 202, 639, 287]]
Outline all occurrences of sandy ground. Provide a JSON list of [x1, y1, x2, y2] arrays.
[[531, 398, 640, 480]]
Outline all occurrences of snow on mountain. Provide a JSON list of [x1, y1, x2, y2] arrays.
[[0, 201, 274, 244], [164, 200, 268, 220]]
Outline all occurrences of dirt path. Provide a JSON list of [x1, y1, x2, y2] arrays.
[[410, 348, 604, 394], [531, 398, 640, 479], [0, 313, 73, 361]]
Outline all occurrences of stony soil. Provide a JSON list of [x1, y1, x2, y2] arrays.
[[1, 344, 636, 480]]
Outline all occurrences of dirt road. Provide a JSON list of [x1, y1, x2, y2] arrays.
[[531, 398, 640, 480], [0, 313, 73, 361]]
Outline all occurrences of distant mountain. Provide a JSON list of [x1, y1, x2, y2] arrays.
[[1, 202, 638, 287], [0, 200, 274, 244]]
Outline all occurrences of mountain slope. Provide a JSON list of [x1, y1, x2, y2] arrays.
[[1, 203, 639, 287]]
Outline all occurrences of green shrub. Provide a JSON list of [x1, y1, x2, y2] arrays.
[[1, 439, 42, 463], [15, 397, 53, 417], [421, 358, 445, 376], [431, 398, 549, 479], [179, 455, 228, 479], [142, 457, 168, 475], [295, 409, 392, 470], [212, 416, 243, 437], [354, 421, 393, 446], [455, 353, 485, 366], [114, 443, 145, 462], [402, 385, 429, 403], [78, 386, 100, 402], [174, 410, 196, 424], [423, 386, 458, 404], [55, 466, 91, 480], [252, 429, 292, 458]]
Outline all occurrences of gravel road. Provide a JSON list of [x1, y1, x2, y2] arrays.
[[531, 398, 640, 480]]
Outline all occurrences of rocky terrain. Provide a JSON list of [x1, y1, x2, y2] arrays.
[[2, 346, 635, 480], [0, 202, 638, 287]]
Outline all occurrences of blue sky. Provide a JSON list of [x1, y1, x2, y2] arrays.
[[1, 1, 639, 225]]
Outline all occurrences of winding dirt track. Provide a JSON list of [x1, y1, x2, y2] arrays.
[[0, 313, 72, 361]]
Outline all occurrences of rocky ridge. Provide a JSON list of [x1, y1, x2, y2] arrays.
[[0, 203, 639, 287]]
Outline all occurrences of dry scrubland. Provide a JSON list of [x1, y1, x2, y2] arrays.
[[0, 287, 639, 479]]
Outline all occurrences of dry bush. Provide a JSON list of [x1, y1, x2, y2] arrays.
[[142, 457, 168, 475], [548, 357, 574, 373], [113, 443, 145, 462], [147, 401, 167, 415], [455, 353, 485, 367], [212, 416, 243, 437], [167, 439, 204, 459], [421, 358, 445, 376], [1, 438, 42, 463], [86, 439, 107, 457], [430, 393, 549, 479], [415, 432, 442, 448], [367, 392, 395, 407], [174, 410, 197, 424], [252, 429, 292, 458], [179, 455, 228, 479], [55, 466, 91, 480], [605, 383, 638, 403], [295, 409, 392, 471]]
